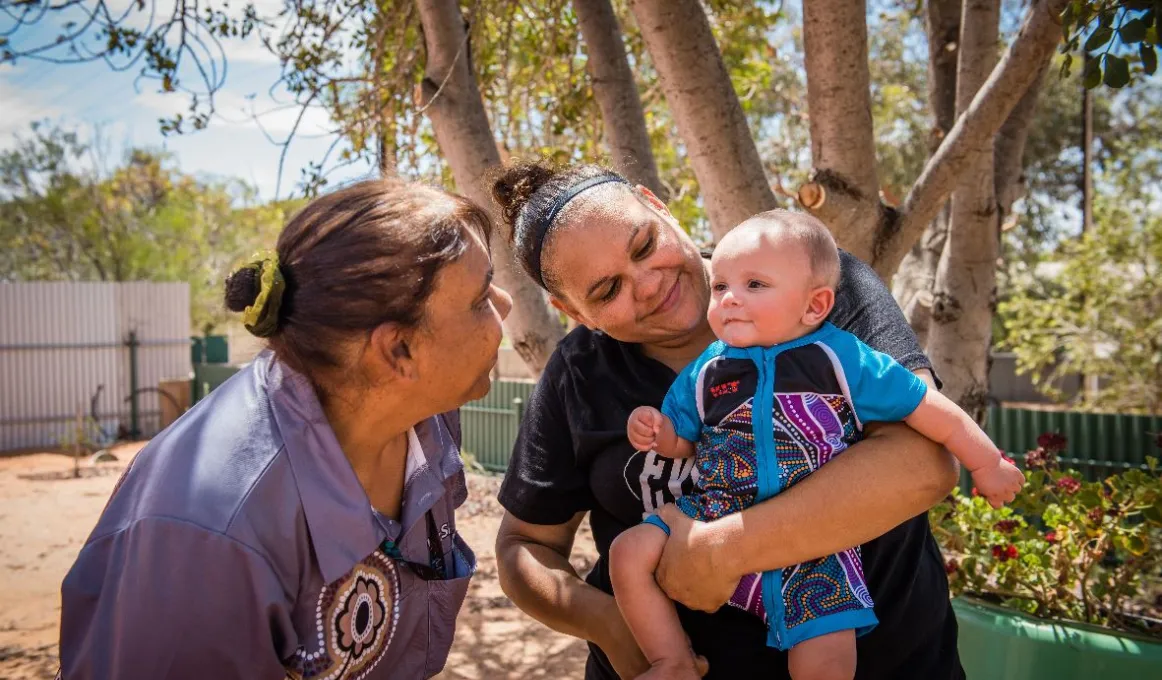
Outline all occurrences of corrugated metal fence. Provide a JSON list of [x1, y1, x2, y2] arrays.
[[987, 405, 1161, 479], [0, 282, 191, 451], [461, 380, 535, 471], [186, 374, 1160, 479]]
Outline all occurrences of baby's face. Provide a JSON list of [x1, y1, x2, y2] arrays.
[[707, 231, 820, 348]]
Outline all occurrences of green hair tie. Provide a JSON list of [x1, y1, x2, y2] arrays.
[[239, 250, 285, 338]]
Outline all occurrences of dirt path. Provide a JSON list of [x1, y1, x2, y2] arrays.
[[0, 445, 595, 679]]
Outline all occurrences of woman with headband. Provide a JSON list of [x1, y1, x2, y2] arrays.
[[490, 161, 964, 680], [57, 178, 512, 679]]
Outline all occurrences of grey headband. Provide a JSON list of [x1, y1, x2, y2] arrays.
[[527, 174, 630, 288]]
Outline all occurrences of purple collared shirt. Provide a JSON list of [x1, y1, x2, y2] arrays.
[[59, 352, 475, 679]]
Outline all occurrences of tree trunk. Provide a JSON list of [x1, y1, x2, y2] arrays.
[[892, 0, 961, 345], [798, 0, 883, 257], [628, 0, 775, 240], [416, 0, 564, 375], [926, 0, 1001, 416], [878, 0, 1069, 277], [994, 62, 1048, 226], [574, 0, 667, 200]]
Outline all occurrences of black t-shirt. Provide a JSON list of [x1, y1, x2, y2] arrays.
[[497, 251, 964, 680]]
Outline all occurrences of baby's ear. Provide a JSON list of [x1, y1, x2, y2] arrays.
[[802, 286, 836, 325]]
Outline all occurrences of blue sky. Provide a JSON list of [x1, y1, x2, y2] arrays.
[[1, 0, 373, 200]]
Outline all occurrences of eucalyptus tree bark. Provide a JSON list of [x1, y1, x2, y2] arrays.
[[893, 0, 961, 345], [785, 0, 1067, 279], [416, 0, 564, 375], [879, 0, 1069, 276], [926, 0, 1002, 416], [628, 0, 776, 239], [797, 0, 883, 257], [994, 63, 1049, 226], [574, 0, 667, 200]]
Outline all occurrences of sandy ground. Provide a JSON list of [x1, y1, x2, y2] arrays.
[[0, 444, 596, 679]]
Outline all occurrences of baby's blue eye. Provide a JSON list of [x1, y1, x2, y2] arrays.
[[712, 282, 728, 292], [747, 280, 766, 289]]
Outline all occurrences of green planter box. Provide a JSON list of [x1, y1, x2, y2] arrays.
[[953, 597, 1162, 679]]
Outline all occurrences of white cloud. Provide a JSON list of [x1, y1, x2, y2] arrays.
[[133, 89, 189, 120], [0, 65, 67, 143], [134, 83, 336, 138]]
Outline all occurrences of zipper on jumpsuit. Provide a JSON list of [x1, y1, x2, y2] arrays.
[[748, 347, 786, 650]]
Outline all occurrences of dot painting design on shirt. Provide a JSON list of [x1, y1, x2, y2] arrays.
[[771, 393, 857, 489], [768, 393, 870, 634], [677, 398, 758, 522], [287, 551, 401, 680], [780, 548, 870, 631]]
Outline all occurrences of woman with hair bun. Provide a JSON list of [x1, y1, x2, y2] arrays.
[[58, 178, 512, 679], [490, 160, 964, 680]]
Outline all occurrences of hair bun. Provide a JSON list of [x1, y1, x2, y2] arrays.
[[224, 267, 261, 312], [490, 160, 556, 232]]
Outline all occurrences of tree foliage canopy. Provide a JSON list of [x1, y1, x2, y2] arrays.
[[0, 122, 297, 331]]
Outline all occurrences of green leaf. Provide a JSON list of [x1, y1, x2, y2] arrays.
[[1126, 534, 1148, 555], [1083, 57, 1103, 88], [1120, 18, 1148, 44], [1144, 497, 1162, 524], [1078, 488, 1102, 508], [1086, 27, 1114, 52], [1144, 44, 1159, 75], [1061, 2, 1077, 37], [1103, 54, 1131, 88]]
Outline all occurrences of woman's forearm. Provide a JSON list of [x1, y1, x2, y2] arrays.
[[715, 419, 960, 578], [494, 512, 618, 644]]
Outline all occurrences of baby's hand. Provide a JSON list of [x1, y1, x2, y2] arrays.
[[971, 456, 1026, 508], [628, 406, 665, 452]]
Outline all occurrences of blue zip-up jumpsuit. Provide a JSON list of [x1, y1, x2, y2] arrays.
[[644, 322, 929, 650]]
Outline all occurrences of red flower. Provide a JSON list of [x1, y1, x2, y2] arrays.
[[1024, 448, 1048, 470], [945, 558, 959, 575], [993, 519, 1020, 534], [1037, 432, 1067, 452], [1045, 530, 1057, 544], [992, 544, 1019, 562], [1055, 476, 1081, 495], [1087, 507, 1105, 524]]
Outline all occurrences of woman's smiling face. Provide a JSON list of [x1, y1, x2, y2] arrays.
[[540, 187, 710, 345]]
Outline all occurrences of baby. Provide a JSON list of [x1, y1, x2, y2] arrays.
[[611, 210, 1024, 680]]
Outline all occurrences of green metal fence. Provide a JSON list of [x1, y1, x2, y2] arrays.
[[187, 375, 1159, 479], [985, 404, 1160, 480], [191, 363, 242, 403], [461, 380, 535, 471]]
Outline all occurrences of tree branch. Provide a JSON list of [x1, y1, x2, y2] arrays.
[[797, 0, 882, 256], [574, 0, 667, 200], [891, 0, 960, 341], [876, 0, 1069, 276], [628, 0, 776, 239], [415, 0, 564, 374], [994, 61, 1050, 222]]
